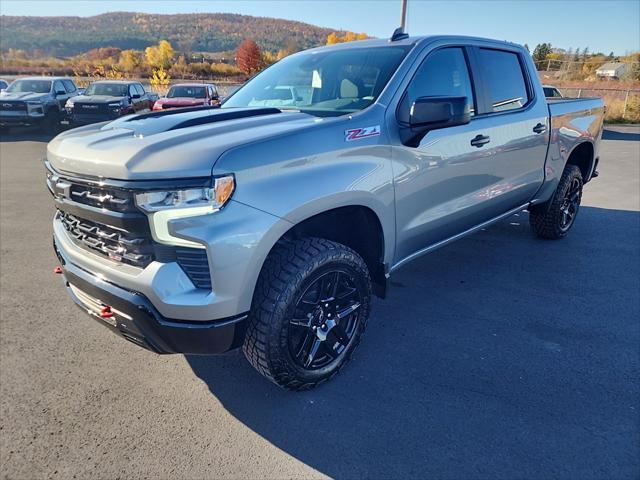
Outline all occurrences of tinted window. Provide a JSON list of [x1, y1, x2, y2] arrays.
[[53, 81, 65, 93], [84, 82, 128, 96], [543, 87, 561, 98], [6, 80, 51, 93], [478, 49, 529, 112], [168, 86, 206, 98], [62, 80, 76, 93], [135, 84, 145, 96], [400, 47, 475, 123]]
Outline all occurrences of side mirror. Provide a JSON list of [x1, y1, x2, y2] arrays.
[[131, 93, 141, 99], [56, 90, 66, 96], [400, 96, 471, 147]]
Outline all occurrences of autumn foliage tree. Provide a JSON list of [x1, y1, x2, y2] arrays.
[[326, 31, 368, 45], [237, 39, 262, 75], [145, 40, 175, 69]]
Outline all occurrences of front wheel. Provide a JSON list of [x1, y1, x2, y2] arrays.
[[243, 237, 371, 390], [530, 164, 583, 239]]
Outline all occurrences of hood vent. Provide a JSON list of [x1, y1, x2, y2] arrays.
[[127, 106, 282, 132], [167, 107, 282, 131]]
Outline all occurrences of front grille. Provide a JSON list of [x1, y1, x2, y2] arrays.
[[60, 212, 154, 267], [69, 183, 134, 213], [0, 101, 26, 112], [49, 165, 212, 290], [74, 103, 109, 114]]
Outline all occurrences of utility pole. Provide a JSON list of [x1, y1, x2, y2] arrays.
[[400, 0, 408, 32]]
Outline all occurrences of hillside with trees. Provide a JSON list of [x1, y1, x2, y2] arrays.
[[0, 12, 337, 56]]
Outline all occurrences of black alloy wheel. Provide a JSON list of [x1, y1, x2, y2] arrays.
[[289, 269, 363, 370]]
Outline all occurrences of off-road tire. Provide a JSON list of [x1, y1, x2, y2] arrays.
[[530, 164, 583, 239], [243, 237, 372, 391]]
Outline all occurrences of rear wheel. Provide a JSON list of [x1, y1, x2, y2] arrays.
[[530, 164, 583, 239], [243, 237, 371, 390]]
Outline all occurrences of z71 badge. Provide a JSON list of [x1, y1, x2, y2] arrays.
[[345, 125, 381, 142]]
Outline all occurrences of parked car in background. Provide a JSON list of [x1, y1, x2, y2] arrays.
[[0, 79, 8, 91], [0, 77, 80, 132], [543, 85, 563, 98], [64, 80, 158, 126], [48, 35, 604, 390], [152, 83, 221, 110]]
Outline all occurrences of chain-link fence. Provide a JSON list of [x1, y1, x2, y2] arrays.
[[554, 86, 640, 122]]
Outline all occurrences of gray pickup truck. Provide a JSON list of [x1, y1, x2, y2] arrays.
[[0, 77, 80, 132], [47, 34, 604, 390]]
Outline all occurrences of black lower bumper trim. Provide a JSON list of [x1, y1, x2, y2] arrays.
[[54, 238, 247, 354]]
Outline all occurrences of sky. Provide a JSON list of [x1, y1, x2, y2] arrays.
[[1, 0, 638, 55]]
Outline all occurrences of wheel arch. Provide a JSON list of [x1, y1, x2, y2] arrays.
[[263, 204, 389, 298], [566, 140, 595, 183]]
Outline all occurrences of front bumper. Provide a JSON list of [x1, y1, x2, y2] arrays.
[[54, 237, 247, 354], [0, 113, 44, 126]]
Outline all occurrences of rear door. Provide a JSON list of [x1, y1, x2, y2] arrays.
[[390, 43, 548, 264]]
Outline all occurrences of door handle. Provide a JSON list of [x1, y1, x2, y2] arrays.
[[533, 123, 547, 134], [470, 134, 490, 147]]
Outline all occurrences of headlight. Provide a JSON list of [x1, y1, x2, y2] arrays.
[[108, 102, 122, 108], [135, 175, 235, 247]]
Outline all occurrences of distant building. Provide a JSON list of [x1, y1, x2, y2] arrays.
[[596, 62, 629, 80]]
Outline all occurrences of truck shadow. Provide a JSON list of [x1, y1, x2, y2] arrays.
[[0, 126, 57, 143], [186, 206, 639, 478]]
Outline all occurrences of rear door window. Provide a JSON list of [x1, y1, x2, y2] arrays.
[[477, 48, 530, 112]]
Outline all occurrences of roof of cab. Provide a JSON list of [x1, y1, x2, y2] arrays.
[[89, 80, 137, 85], [303, 34, 523, 53], [17, 76, 72, 81]]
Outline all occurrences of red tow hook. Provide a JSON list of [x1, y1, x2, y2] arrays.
[[53, 266, 63, 274], [100, 306, 114, 319]]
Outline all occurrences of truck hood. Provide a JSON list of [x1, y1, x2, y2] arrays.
[[73, 95, 127, 104], [0, 91, 50, 101], [47, 107, 324, 180]]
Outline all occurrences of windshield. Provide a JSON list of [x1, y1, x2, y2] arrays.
[[84, 83, 128, 97], [168, 86, 206, 98], [6, 80, 52, 94], [222, 46, 410, 117]]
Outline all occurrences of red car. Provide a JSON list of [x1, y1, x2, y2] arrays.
[[152, 83, 221, 111]]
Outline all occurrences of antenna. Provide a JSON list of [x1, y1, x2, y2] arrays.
[[390, 0, 409, 41], [400, 0, 408, 32]]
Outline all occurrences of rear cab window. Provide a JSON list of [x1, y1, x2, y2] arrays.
[[477, 48, 530, 112]]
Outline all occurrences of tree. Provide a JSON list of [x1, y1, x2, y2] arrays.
[[236, 39, 262, 74], [119, 49, 142, 73], [326, 31, 369, 45], [262, 50, 277, 67], [326, 32, 340, 45], [532, 43, 552, 63], [150, 66, 171, 96], [145, 40, 175, 69]]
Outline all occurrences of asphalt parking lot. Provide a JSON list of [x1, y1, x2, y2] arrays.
[[1, 125, 638, 479]]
